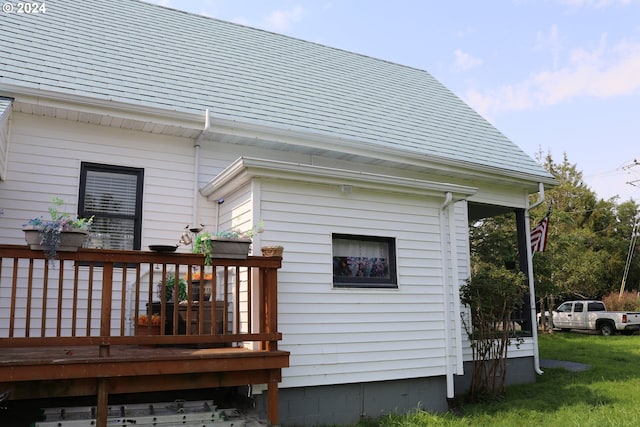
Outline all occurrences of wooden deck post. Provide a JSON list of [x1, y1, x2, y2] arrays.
[[263, 267, 279, 351], [267, 369, 280, 426], [97, 378, 108, 427], [100, 262, 114, 337]]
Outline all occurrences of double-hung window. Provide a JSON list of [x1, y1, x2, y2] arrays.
[[79, 162, 144, 250]]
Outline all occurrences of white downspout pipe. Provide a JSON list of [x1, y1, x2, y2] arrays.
[[448, 201, 464, 374], [192, 109, 210, 226], [439, 192, 455, 401], [525, 182, 545, 375]]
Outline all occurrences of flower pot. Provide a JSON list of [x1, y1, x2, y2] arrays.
[[209, 237, 251, 259], [136, 324, 161, 336], [261, 245, 284, 257], [23, 228, 89, 252]]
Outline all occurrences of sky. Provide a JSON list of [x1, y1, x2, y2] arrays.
[[144, 0, 640, 203]]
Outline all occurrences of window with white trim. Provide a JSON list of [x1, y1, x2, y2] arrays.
[[332, 233, 397, 288], [79, 162, 144, 250]]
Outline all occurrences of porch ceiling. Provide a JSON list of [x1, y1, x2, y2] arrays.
[[468, 202, 515, 222]]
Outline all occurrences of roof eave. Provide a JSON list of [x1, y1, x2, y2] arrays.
[[201, 156, 478, 202], [0, 83, 205, 131], [208, 115, 556, 190]]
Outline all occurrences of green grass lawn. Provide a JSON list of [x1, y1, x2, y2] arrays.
[[363, 333, 640, 426]]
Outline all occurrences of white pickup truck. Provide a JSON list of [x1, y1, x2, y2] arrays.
[[552, 300, 640, 336]]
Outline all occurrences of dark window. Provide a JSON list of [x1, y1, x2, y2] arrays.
[[332, 233, 397, 288], [588, 302, 606, 312], [79, 162, 144, 250], [573, 303, 583, 312]]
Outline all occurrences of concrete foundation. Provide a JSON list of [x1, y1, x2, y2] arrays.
[[255, 377, 447, 426], [255, 356, 536, 426]]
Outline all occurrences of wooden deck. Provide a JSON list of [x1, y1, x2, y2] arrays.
[[0, 245, 289, 426]]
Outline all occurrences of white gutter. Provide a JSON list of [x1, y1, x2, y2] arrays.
[[439, 191, 455, 400], [525, 182, 545, 375], [201, 157, 478, 200], [210, 116, 557, 187]]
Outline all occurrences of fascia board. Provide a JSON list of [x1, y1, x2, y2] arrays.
[[201, 156, 478, 202]]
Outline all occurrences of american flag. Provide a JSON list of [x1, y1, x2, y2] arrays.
[[530, 212, 550, 255]]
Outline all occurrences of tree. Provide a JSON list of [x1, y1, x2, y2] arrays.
[[530, 153, 616, 304], [469, 151, 640, 333]]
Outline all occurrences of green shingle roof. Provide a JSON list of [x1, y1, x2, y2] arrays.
[[0, 0, 552, 180]]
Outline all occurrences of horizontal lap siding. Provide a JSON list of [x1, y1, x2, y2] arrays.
[[0, 114, 194, 336], [258, 179, 451, 388], [1, 113, 195, 246]]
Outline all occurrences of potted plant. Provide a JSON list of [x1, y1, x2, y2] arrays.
[[136, 313, 162, 336], [193, 221, 263, 264], [23, 196, 93, 261], [162, 273, 188, 302]]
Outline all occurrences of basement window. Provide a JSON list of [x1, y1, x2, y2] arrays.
[[332, 233, 397, 288]]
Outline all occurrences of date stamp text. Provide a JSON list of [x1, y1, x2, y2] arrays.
[[2, 2, 46, 14]]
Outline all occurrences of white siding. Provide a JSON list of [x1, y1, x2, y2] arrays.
[[0, 111, 536, 385], [0, 114, 196, 335], [256, 178, 454, 388], [0, 113, 196, 247], [468, 182, 529, 210]]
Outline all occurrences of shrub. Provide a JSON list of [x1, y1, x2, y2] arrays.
[[602, 291, 640, 311]]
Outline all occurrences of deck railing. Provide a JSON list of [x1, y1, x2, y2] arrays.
[[0, 245, 282, 352]]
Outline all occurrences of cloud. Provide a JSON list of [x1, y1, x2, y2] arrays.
[[451, 49, 483, 72], [263, 6, 305, 33], [464, 36, 640, 119], [536, 25, 562, 69]]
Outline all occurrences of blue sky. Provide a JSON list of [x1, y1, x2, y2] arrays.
[[144, 0, 640, 202]]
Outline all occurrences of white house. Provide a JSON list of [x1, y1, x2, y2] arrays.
[[0, 0, 555, 425]]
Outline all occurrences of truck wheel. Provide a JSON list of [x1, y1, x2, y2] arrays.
[[599, 323, 615, 336]]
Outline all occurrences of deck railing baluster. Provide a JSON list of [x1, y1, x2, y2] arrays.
[[41, 260, 49, 338], [25, 258, 34, 337], [56, 260, 65, 336], [86, 263, 94, 335]]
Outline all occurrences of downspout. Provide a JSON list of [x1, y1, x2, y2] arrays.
[[448, 201, 464, 375], [439, 192, 455, 402], [192, 109, 210, 225], [525, 182, 545, 375]]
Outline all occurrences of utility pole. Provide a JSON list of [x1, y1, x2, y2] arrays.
[[624, 159, 640, 188]]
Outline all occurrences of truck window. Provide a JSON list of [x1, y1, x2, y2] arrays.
[[574, 302, 583, 312], [587, 302, 605, 311], [557, 303, 572, 313]]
